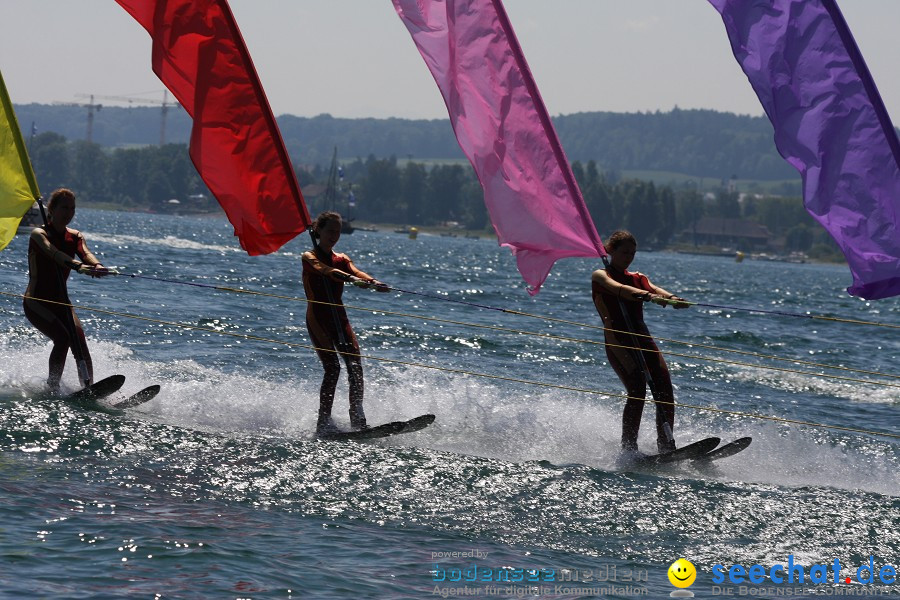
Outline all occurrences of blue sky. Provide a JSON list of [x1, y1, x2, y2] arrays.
[[1, 1, 898, 122]]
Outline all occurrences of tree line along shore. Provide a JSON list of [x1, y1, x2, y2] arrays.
[[17, 105, 844, 261]]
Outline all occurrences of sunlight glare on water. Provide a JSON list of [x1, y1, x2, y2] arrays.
[[1, 209, 898, 598]]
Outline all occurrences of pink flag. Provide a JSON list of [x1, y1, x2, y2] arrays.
[[392, 0, 605, 294], [115, 0, 310, 255]]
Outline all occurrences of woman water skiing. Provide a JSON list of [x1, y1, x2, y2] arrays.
[[302, 211, 388, 434], [591, 230, 690, 456], [24, 188, 108, 391]]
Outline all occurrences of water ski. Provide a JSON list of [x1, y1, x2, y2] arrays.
[[318, 414, 435, 441], [694, 436, 752, 463], [62, 375, 125, 404], [625, 437, 721, 467], [112, 385, 161, 409]]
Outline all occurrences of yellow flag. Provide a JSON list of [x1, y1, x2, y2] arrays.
[[0, 69, 41, 251]]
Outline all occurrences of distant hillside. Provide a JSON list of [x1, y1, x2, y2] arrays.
[[14, 103, 820, 180], [553, 108, 797, 181], [14, 103, 195, 148]]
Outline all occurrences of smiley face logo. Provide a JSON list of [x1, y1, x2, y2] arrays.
[[668, 558, 696, 588]]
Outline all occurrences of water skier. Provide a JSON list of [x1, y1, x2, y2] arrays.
[[24, 188, 109, 391], [302, 211, 388, 434], [591, 230, 690, 456]]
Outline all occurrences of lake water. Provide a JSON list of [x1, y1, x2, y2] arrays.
[[1, 209, 898, 598]]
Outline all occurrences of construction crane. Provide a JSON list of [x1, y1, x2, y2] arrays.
[[52, 95, 102, 143], [75, 91, 180, 145]]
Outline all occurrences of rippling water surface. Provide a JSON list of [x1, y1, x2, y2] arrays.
[[1, 210, 898, 598]]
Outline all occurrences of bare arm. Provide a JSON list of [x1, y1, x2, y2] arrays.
[[343, 255, 390, 292], [641, 274, 690, 309], [592, 269, 689, 309], [344, 257, 375, 283], [302, 251, 353, 283], [74, 232, 103, 268], [591, 269, 651, 302]]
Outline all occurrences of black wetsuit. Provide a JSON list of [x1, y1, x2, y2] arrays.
[[24, 226, 96, 387], [593, 268, 675, 452]]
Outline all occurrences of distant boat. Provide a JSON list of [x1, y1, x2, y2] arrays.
[[323, 146, 354, 234], [16, 202, 43, 235]]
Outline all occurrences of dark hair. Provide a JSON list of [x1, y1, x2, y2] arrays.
[[311, 211, 342, 238], [605, 230, 636, 253], [47, 188, 75, 210]]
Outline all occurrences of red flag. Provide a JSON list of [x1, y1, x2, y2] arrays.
[[115, 0, 310, 254]]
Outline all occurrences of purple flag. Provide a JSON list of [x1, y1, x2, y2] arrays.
[[392, 0, 605, 294], [710, 0, 900, 299]]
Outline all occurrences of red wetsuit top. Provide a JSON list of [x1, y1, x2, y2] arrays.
[[26, 227, 94, 302]]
